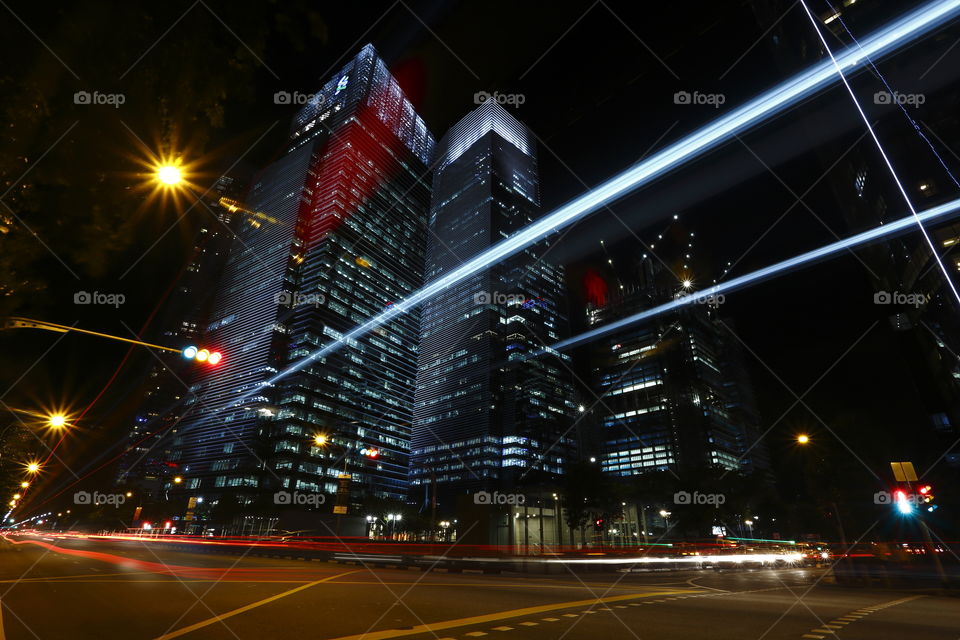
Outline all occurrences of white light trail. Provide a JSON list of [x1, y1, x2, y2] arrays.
[[799, 0, 960, 307], [550, 197, 960, 352], [239, 1, 960, 403]]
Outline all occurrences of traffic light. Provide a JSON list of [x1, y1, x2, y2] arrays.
[[595, 517, 604, 529], [182, 346, 222, 365], [919, 485, 937, 512]]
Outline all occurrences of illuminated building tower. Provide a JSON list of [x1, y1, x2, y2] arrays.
[[410, 101, 578, 508], [168, 44, 434, 527], [583, 250, 770, 478]]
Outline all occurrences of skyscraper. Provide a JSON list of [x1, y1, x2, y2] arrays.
[[166, 44, 434, 527], [411, 102, 577, 508], [582, 255, 770, 477]]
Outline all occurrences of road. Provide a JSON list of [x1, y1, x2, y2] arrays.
[[1, 535, 957, 640]]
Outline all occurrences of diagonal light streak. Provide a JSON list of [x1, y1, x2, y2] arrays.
[[550, 196, 960, 353]]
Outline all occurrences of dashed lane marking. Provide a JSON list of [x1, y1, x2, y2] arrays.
[[321, 589, 700, 640], [799, 596, 924, 639]]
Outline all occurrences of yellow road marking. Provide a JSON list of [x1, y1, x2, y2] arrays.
[[152, 569, 359, 640], [323, 589, 700, 640]]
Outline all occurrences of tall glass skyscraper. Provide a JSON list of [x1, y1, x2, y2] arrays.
[[583, 257, 770, 477], [411, 101, 577, 508], [167, 44, 434, 525]]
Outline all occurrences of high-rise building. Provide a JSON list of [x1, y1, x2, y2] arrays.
[[582, 255, 770, 477], [166, 44, 435, 527], [410, 102, 578, 508]]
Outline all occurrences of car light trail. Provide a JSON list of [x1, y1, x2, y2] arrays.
[[800, 0, 960, 307], [550, 196, 960, 352], [236, 0, 960, 404]]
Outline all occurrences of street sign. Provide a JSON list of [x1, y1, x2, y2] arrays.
[[890, 461, 918, 482], [332, 506, 348, 514]]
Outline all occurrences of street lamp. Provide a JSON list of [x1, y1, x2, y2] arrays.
[[26, 462, 41, 474], [157, 165, 182, 186], [314, 434, 328, 446], [796, 434, 810, 445], [48, 414, 67, 429]]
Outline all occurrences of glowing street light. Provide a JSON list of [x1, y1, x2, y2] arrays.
[[172, 476, 183, 484], [797, 434, 810, 445], [48, 414, 67, 429], [314, 434, 328, 446], [26, 462, 41, 474], [20, 482, 29, 489], [157, 165, 182, 186], [682, 279, 693, 289]]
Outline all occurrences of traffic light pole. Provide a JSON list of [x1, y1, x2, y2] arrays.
[[3, 317, 182, 354], [904, 480, 948, 587]]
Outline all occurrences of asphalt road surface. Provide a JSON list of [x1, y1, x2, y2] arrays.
[[1, 535, 957, 640]]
